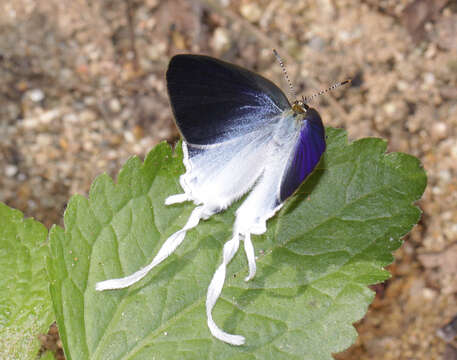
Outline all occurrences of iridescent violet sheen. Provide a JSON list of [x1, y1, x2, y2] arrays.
[[279, 108, 326, 202]]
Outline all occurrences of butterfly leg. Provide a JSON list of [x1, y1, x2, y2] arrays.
[[96, 204, 212, 291]]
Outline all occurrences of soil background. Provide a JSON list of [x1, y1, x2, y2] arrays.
[[1, 0, 457, 359]]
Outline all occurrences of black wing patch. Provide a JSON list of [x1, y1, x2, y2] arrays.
[[166, 54, 290, 145]]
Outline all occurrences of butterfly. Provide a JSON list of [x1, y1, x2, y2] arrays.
[[96, 53, 334, 346]]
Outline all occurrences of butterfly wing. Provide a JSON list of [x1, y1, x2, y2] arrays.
[[166, 54, 290, 145], [167, 54, 291, 208], [235, 107, 325, 233], [180, 119, 282, 210], [279, 108, 326, 202]]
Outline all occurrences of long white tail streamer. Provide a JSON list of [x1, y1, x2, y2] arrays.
[[164, 193, 190, 205], [206, 233, 246, 346], [95, 204, 206, 291], [96, 192, 259, 346], [243, 233, 256, 282]]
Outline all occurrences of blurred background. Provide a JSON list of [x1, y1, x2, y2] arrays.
[[0, 0, 456, 358]]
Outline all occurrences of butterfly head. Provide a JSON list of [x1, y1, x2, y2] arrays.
[[291, 99, 309, 115], [290, 98, 322, 129]]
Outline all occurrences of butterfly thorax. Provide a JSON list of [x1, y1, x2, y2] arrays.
[[291, 100, 310, 126]]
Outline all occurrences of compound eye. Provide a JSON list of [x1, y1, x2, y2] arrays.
[[292, 101, 306, 114]]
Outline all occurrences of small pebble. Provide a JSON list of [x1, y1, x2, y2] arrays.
[[146, 42, 167, 61], [384, 102, 396, 116], [145, 0, 159, 8], [422, 288, 436, 300], [240, 2, 262, 23], [109, 98, 122, 113], [210, 27, 231, 53], [79, 110, 97, 123], [27, 88, 45, 102], [124, 131, 135, 143], [423, 72, 435, 86], [396, 80, 408, 91], [5, 165, 18, 177], [451, 144, 457, 160], [431, 122, 447, 141], [438, 170, 451, 182]]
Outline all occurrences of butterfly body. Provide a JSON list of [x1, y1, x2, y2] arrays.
[[96, 54, 326, 346]]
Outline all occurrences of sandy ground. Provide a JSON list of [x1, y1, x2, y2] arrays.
[[0, 0, 456, 359]]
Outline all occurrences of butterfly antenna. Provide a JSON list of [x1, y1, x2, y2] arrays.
[[303, 79, 352, 103], [273, 49, 297, 99]]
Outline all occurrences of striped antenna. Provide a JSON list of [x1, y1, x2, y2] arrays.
[[303, 79, 351, 103], [273, 49, 296, 99]]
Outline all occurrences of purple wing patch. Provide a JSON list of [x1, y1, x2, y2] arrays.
[[279, 108, 326, 202]]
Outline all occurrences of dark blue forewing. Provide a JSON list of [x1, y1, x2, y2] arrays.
[[279, 108, 326, 202], [166, 54, 290, 145]]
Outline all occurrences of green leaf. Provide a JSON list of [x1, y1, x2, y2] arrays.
[[40, 351, 57, 360], [0, 202, 53, 359], [48, 128, 426, 359]]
